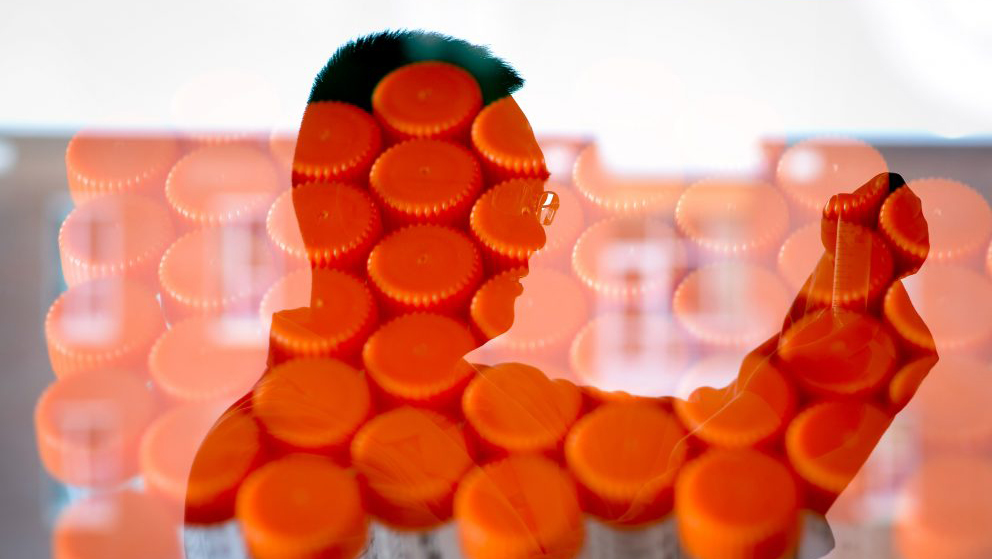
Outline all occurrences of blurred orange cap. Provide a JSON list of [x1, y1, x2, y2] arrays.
[[572, 144, 685, 218], [65, 132, 181, 203], [53, 490, 182, 559], [775, 138, 887, 217]]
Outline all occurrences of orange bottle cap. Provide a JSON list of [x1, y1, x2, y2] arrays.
[[785, 400, 891, 498], [139, 402, 228, 504], [820, 172, 890, 247], [470, 96, 548, 183], [158, 226, 278, 322], [58, 193, 175, 287], [777, 307, 898, 397], [454, 455, 584, 559], [462, 362, 582, 456], [878, 184, 930, 276], [258, 267, 311, 327], [571, 216, 687, 305], [53, 490, 182, 559], [914, 356, 992, 450], [45, 277, 165, 378], [894, 457, 992, 559], [35, 369, 158, 487], [267, 268, 376, 364], [675, 449, 800, 559], [672, 262, 791, 348], [887, 353, 938, 412], [367, 224, 482, 314], [882, 279, 936, 354], [252, 357, 371, 456], [149, 316, 267, 404], [351, 407, 474, 528], [469, 178, 548, 270], [528, 182, 585, 265], [236, 454, 368, 559], [775, 138, 887, 216], [569, 313, 691, 397], [469, 266, 527, 341], [65, 131, 181, 203], [907, 177, 992, 263], [798, 224, 894, 311], [372, 61, 483, 143], [291, 101, 382, 186], [675, 179, 790, 259], [265, 181, 382, 270], [572, 144, 685, 217], [777, 221, 822, 291], [674, 357, 796, 449], [369, 139, 482, 227], [565, 401, 687, 525], [481, 268, 589, 354], [165, 144, 281, 229], [185, 408, 264, 523], [889, 263, 992, 353], [362, 312, 477, 409]]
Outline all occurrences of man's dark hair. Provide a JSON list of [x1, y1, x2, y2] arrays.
[[308, 30, 524, 110]]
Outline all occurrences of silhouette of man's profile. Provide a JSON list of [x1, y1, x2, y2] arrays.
[[184, 30, 936, 559]]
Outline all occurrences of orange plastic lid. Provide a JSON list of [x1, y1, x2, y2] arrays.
[[672, 262, 791, 348], [565, 401, 688, 525], [252, 357, 371, 455], [369, 139, 482, 226], [158, 226, 278, 322], [775, 138, 887, 216], [362, 312, 477, 408], [236, 454, 368, 559], [777, 307, 898, 397], [462, 362, 582, 456], [469, 178, 548, 270], [914, 356, 992, 451], [44, 277, 165, 378], [258, 267, 311, 326], [35, 368, 158, 487], [887, 354, 938, 412], [149, 316, 267, 404], [675, 449, 800, 559], [674, 179, 790, 259], [820, 172, 890, 248], [528, 183, 585, 265], [785, 401, 891, 497], [891, 263, 992, 352], [777, 221, 822, 291], [674, 358, 796, 449], [185, 408, 264, 523], [572, 143, 685, 217], [909, 177, 992, 263], [265, 181, 382, 270], [882, 280, 936, 354], [470, 96, 548, 183], [571, 216, 687, 305], [569, 313, 691, 397], [267, 268, 376, 364], [480, 267, 589, 355], [139, 402, 228, 504], [469, 266, 527, 341], [367, 224, 482, 314], [454, 455, 584, 559], [165, 143, 281, 229], [53, 490, 182, 559], [878, 185, 931, 276], [291, 101, 382, 186], [372, 61, 483, 143], [58, 193, 176, 287], [65, 131, 181, 203], [894, 457, 992, 559], [798, 224, 894, 311], [351, 406, 474, 528]]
